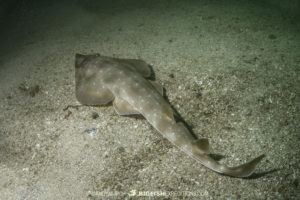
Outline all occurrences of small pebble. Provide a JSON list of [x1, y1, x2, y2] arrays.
[[92, 112, 99, 119]]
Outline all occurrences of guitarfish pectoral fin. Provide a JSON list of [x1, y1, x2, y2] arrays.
[[116, 58, 152, 78], [113, 97, 141, 115]]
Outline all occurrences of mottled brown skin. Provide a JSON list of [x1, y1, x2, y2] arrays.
[[75, 53, 265, 177]]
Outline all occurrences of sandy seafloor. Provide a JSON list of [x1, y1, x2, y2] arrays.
[[0, 0, 299, 199]]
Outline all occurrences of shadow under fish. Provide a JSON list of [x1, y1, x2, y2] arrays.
[[74, 53, 265, 177]]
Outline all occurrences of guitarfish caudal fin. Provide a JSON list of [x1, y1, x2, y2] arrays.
[[188, 135, 265, 177], [190, 151, 265, 177]]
